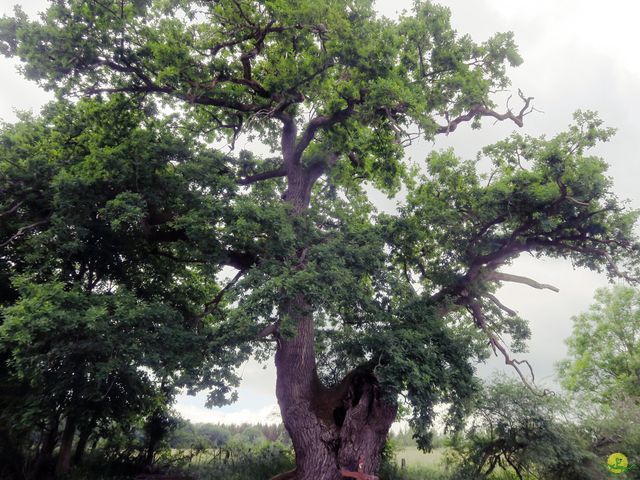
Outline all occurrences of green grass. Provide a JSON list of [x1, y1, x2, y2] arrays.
[[381, 448, 451, 480], [394, 446, 445, 467]]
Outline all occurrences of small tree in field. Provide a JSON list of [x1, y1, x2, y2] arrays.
[[1, 1, 639, 479], [450, 378, 604, 480], [558, 286, 640, 468]]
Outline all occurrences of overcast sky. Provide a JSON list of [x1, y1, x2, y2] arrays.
[[1, 0, 639, 425]]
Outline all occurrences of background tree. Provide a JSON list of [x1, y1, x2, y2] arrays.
[[558, 285, 640, 403], [1, 1, 639, 479], [558, 285, 640, 475], [0, 97, 248, 478]]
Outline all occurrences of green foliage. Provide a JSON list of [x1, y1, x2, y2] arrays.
[[0, 0, 526, 192], [197, 424, 233, 448], [0, 96, 254, 478], [1, 280, 170, 427], [558, 285, 640, 403], [556, 286, 640, 478], [169, 421, 291, 449], [390, 428, 419, 448], [578, 397, 640, 479], [2, 86, 635, 471], [378, 441, 452, 480], [0, 95, 252, 392], [180, 441, 295, 480], [379, 462, 452, 480]]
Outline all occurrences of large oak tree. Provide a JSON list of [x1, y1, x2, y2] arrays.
[[1, 1, 639, 478]]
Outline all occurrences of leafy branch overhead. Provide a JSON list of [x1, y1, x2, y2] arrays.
[[1, 0, 529, 183], [382, 111, 638, 392]]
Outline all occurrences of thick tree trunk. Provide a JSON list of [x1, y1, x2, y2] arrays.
[[29, 414, 59, 480], [55, 416, 75, 476], [273, 154, 397, 479], [72, 427, 90, 466], [274, 296, 396, 480]]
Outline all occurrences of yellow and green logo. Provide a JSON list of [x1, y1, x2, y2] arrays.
[[608, 452, 629, 474]]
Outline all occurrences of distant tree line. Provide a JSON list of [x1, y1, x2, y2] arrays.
[[168, 421, 291, 450]]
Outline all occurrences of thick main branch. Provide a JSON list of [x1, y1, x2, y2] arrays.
[[295, 98, 359, 161], [237, 167, 287, 186]]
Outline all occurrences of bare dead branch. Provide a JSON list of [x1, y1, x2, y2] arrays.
[[487, 271, 559, 292], [485, 293, 517, 317], [526, 239, 638, 283], [436, 91, 534, 135], [566, 196, 591, 206], [467, 300, 541, 395], [0, 219, 48, 248]]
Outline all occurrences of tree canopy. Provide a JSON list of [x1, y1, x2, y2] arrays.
[[0, 97, 250, 476]]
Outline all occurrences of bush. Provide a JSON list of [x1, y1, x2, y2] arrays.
[[181, 441, 295, 480], [448, 378, 603, 480]]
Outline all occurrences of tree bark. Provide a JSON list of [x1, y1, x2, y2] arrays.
[[29, 414, 59, 480], [144, 411, 162, 468], [55, 415, 75, 476], [274, 296, 396, 480], [72, 426, 91, 466], [272, 160, 397, 480]]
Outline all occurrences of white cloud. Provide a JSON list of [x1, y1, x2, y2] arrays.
[[176, 403, 282, 425]]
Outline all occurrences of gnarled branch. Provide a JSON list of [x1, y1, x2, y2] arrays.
[[485, 293, 517, 317], [437, 90, 534, 135], [295, 97, 360, 161], [467, 300, 540, 394]]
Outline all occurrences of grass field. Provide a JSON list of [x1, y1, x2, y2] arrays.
[[394, 446, 445, 467]]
